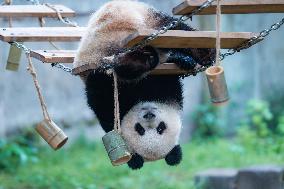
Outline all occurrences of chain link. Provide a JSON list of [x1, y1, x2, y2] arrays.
[[10, 42, 72, 73], [125, 0, 217, 54], [220, 17, 284, 61], [51, 63, 72, 73], [44, 3, 79, 27], [10, 41, 31, 54]]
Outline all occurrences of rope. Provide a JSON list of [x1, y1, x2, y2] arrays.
[[113, 72, 121, 133], [38, 17, 61, 50], [44, 3, 78, 27], [26, 53, 51, 122], [4, 0, 12, 27], [215, 0, 221, 65]]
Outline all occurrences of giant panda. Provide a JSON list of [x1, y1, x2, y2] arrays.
[[74, 0, 215, 169]]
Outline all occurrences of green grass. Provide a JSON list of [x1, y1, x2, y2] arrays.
[[0, 137, 284, 189]]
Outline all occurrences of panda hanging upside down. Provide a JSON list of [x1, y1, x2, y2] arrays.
[[74, 0, 215, 170]]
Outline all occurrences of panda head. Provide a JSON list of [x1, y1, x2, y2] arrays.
[[121, 102, 182, 169]]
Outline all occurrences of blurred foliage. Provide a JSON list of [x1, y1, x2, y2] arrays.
[[239, 99, 273, 138], [1, 136, 284, 189], [191, 103, 224, 139], [265, 91, 284, 131], [1, 98, 284, 188], [0, 128, 39, 172]]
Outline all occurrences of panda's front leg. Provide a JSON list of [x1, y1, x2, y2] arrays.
[[111, 46, 159, 81]]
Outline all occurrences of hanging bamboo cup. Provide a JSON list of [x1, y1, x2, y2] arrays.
[[102, 72, 132, 166], [26, 54, 68, 150], [206, 66, 229, 105], [6, 44, 22, 71], [36, 119, 68, 150], [102, 130, 132, 166]]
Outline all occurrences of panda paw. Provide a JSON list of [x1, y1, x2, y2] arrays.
[[165, 145, 182, 166], [127, 153, 144, 170], [167, 50, 197, 71], [114, 46, 159, 81]]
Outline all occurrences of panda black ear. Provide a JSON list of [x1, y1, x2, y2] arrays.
[[127, 153, 144, 170], [165, 145, 182, 166]]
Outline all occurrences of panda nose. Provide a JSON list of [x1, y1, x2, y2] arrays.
[[143, 112, 156, 120]]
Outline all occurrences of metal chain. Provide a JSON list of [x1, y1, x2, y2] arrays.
[[44, 3, 79, 27], [24, 0, 79, 27], [220, 17, 284, 61], [125, 0, 217, 54], [10, 42, 72, 73], [50, 63, 72, 73], [10, 41, 31, 54], [9, 0, 284, 77]]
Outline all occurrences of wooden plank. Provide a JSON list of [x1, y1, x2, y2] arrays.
[[173, 0, 284, 15], [0, 27, 86, 42], [30, 50, 76, 63], [123, 30, 257, 49], [30, 50, 189, 75], [0, 5, 75, 17], [0, 28, 256, 49], [150, 63, 188, 75]]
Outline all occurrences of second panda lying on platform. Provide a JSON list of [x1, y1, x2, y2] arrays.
[[74, 0, 215, 170]]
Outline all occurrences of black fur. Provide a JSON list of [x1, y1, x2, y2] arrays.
[[127, 153, 144, 170], [165, 145, 182, 166], [157, 122, 167, 135], [151, 10, 215, 68], [167, 50, 197, 70], [86, 71, 183, 133], [170, 22, 215, 67], [135, 123, 145, 136], [114, 46, 159, 80]]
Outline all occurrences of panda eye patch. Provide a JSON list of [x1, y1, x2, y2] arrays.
[[135, 123, 145, 136], [157, 122, 167, 135]]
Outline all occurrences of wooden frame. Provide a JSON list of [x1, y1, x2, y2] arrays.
[[173, 0, 284, 15], [0, 27, 86, 42], [123, 30, 257, 49], [0, 5, 75, 18]]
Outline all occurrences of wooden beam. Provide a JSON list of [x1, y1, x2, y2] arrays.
[[173, 0, 284, 15], [30, 50, 189, 75], [0, 27, 86, 42], [0, 5, 75, 18], [123, 30, 257, 49]]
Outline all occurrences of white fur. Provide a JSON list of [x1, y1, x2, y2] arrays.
[[121, 102, 182, 161], [74, 0, 159, 74]]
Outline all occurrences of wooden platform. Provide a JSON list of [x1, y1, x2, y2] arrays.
[[123, 30, 257, 49], [30, 50, 76, 63], [30, 50, 189, 75], [173, 0, 284, 15], [0, 27, 86, 42], [0, 28, 256, 49], [0, 5, 75, 18]]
